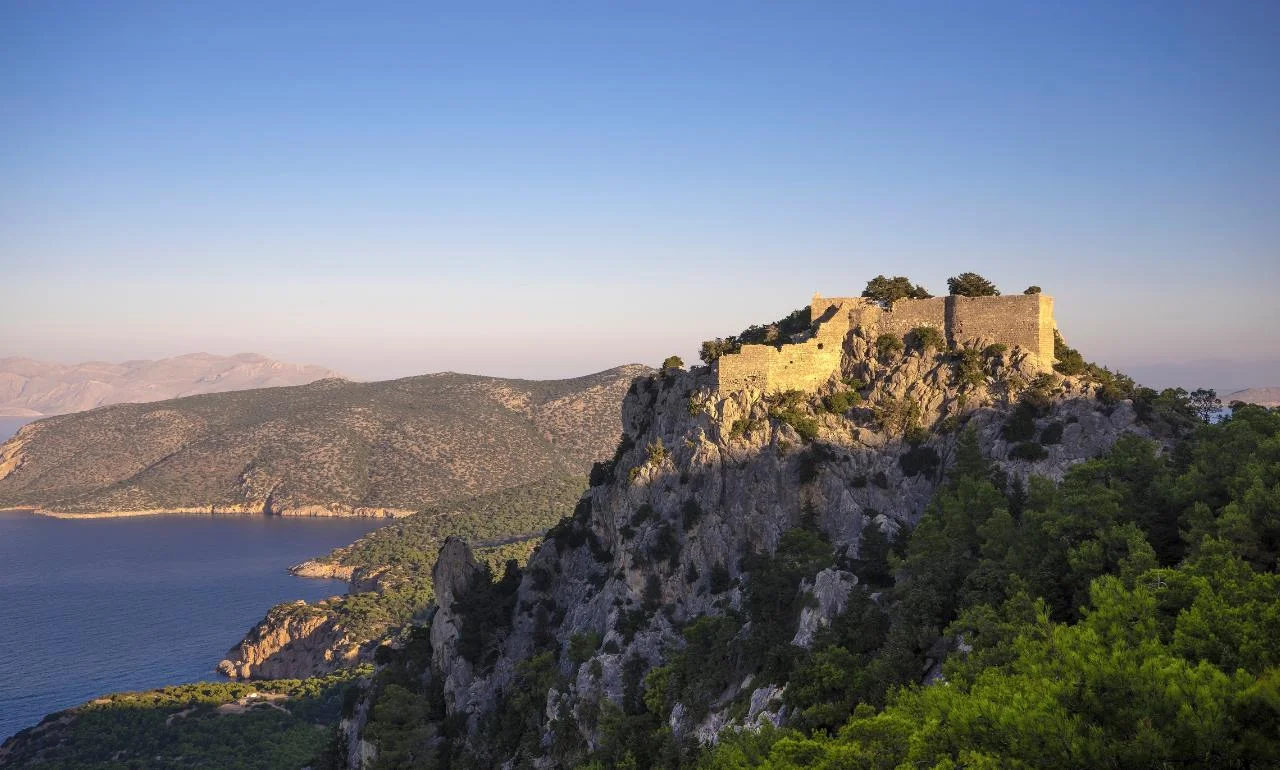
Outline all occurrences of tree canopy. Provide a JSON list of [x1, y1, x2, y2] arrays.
[[947, 272, 1000, 296], [861, 275, 933, 304]]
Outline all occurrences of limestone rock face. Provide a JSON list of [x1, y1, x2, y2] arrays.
[[429, 537, 485, 716], [394, 325, 1152, 764], [216, 600, 367, 680], [289, 559, 390, 592], [793, 569, 858, 648]]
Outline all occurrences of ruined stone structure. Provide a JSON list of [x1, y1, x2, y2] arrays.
[[717, 291, 1056, 393]]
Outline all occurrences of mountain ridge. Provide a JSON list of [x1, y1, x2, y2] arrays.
[[0, 353, 345, 416], [1226, 386, 1280, 407], [0, 365, 651, 517]]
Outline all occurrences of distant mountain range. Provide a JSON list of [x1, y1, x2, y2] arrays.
[[0, 353, 345, 417], [1226, 387, 1280, 407], [0, 365, 649, 516]]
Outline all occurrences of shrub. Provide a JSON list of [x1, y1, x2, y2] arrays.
[[862, 275, 932, 304], [952, 346, 986, 387], [876, 333, 904, 359], [875, 394, 922, 436], [738, 307, 812, 347], [1053, 331, 1087, 375], [568, 631, 602, 664], [645, 439, 668, 465], [1022, 375, 1057, 414], [784, 414, 819, 442], [589, 460, 616, 487], [661, 355, 684, 371], [947, 272, 1000, 296], [798, 443, 836, 483], [984, 343, 1008, 357], [729, 416, 763, 438], [642, 574, 663, 611], [648, 522, 681, 565], [768, 390, 820, 442], [907, 325, 947, 352], [454, 561, 523, 670], [618, 608, 648, 643], [699, 337, 741, 364], [1001, 403, 1038, 442], [822, 389, 861, 414], [1039, 421, 1064, 445], [630, 504, 655, 527], [899, 444, 941, 477], [1009, 441, 1048, 461], [709, 563, 732, 594], [904, 424, 930, 446], [681, 498, 704, 531], [1024, 285, 1041, 294]]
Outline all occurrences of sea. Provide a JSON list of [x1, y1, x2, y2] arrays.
[[0, 416, 38, 442], [0, 510, 387, 741]]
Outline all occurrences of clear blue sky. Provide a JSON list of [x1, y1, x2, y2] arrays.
[[2, 1, 1278, 390]]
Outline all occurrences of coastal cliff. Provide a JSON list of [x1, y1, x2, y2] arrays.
[[217, 600, 370, 680]]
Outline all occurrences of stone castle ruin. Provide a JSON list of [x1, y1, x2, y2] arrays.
[[716, 292, 1056, 393]]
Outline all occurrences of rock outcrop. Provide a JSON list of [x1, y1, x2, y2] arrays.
[[217, 600, 369, 680], [428, 537, 486, 713], [350, 320, 1154, 766]]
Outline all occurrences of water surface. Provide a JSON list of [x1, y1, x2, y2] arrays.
[[0, 416, 38, 441], [0, 511, 386, 740]]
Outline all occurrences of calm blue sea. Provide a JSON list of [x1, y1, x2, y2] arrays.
[[0, 417, 38, 442], [0, 511, 387, 741]]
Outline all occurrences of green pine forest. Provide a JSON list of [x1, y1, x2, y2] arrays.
[[361, 401, 1280, 769], [646, 403, 1280, 769]]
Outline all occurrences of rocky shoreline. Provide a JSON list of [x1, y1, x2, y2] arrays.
[[216, 599, 371, 680], [10, 505, 416, 520]]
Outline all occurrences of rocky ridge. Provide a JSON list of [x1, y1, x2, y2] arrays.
[[217, 600, 367, 680], [0, 366, 649, 516], [346, 325, 1153, 766]]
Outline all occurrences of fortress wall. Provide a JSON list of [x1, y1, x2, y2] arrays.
[[716, 346, 774, 392], [717, 306, 850, 393], [946, 294, 1053, 360], [880, 297, 948, 338], [959, 294, 1054, 357], [716, 292, 1055, 394], [812, 295, 882, 332], [717, 338, 845, 393]]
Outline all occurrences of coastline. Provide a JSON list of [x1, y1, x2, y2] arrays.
[[2, 505, 416, 520]]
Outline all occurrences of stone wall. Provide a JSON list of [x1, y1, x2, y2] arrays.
[[947, 294, 1054, 359], [717, 305, 850, 393], [880, 297, 948, 338], [715, 291, 1055, 394]]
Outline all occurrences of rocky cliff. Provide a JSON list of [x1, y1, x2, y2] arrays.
[[346, 324, 1156, 766], [217, 600, 369, 680]]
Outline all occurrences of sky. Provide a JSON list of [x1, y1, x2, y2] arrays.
[[2, 1, 1278, 392]]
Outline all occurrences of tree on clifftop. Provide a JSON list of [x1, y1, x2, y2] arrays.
[[862, 275, 933, 304], [947, 272, 1000, 297]]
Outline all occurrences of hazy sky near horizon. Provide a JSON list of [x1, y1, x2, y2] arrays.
[[2, 2, 1278, 390]]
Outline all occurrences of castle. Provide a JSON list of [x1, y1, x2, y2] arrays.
[[716, 292, 1056, 393]]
